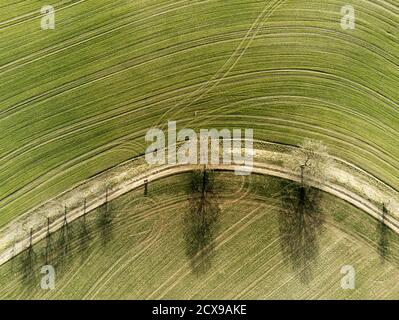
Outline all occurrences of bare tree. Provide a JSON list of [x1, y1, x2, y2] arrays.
[[44, 217, 53, 265], [184, 168, 220, 274], [289, 138, 332, 188], [79, 198, 91, 259], [10, 237, 16, 275], [278, 139, 330, 282], [54, 205, 75, 269]]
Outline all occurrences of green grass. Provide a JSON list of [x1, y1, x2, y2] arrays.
[[0, 0, 398, 226], [1, 172, 399, 299]]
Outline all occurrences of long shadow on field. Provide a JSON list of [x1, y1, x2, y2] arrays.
[[183, 170, 221, 275], [18, 246, 38, 288], [78, 217, 92, 261], [278, 181, 324, 283], [97, 201, 115, 248], [55, 221, 72, 266], [377, 204, 390, 263]]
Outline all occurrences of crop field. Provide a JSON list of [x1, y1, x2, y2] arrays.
[[0, 0, 398, 301], [1, 172, 399, 299], [1, 0, 398, 227]]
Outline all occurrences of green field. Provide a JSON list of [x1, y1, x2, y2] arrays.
[[1, 0, 398, 227], [1, 172, 399, 299], [1, 0, 399, 300]]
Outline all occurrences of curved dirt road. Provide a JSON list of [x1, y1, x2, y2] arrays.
[[0, 159, 398, 266]]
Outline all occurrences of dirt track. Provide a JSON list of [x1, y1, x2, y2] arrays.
[[0, 157, 398, 267]]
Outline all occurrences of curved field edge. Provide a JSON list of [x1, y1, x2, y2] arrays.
[[0, 141, 398, 266], [1, 172, 399, 299], [0, 0, 398, 226]]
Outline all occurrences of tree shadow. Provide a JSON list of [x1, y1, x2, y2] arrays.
[[43, 232, 55, 266], [183, 170, 220, 275], [18, 246, 37, 288], [97, 202, 115, 248], [278, 180, 324, 283], [377, 204, 390, 263], [78, 217, 92, 261], [54, 220, 73, 269]]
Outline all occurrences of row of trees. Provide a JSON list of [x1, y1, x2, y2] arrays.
[[16, 190, 116, 288], [182, 140, 331, 279], [185, 139, 392, 281], [14, 139, 392, 287]]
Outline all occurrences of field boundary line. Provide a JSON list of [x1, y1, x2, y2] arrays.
[[0, 141, 398, 266]]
